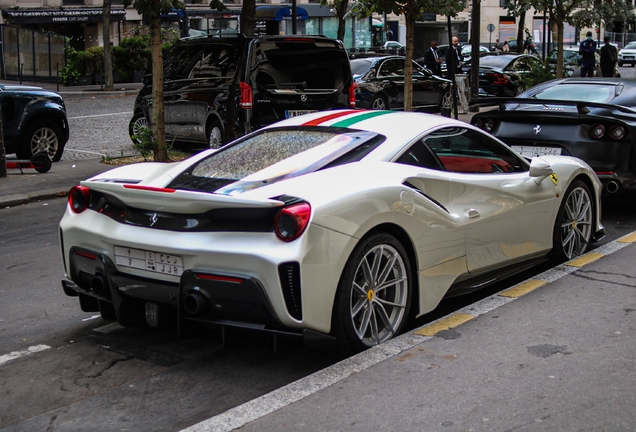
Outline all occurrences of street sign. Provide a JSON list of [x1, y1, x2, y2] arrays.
[[487, 23, 495, 33]]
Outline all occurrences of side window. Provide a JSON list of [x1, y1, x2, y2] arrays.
[[422, 127, 528, 174], [378, 59, 404, 77], [395, 141, 442, 170], [188, 45, 237, 78]]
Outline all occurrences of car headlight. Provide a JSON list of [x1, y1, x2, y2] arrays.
[[589, 124, 605, 139]]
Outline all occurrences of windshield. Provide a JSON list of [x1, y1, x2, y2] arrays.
[[168, 128, 383, 194], [528, 83, 620, 103], [624, 42, 636, 49], [475, 55, 513, 68]]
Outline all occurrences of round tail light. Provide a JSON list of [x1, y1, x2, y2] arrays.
[[274, 202, 311, 242], [472, 118, 483, 129], [589, 124, 605, 139], [609, 125, 626, 140], [484, 118, 495, 132], [68, 185, 91, 213]]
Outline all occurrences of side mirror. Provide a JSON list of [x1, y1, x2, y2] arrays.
[[529, 157, 554, 184]]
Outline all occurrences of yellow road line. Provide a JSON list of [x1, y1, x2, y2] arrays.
[[499, 279, 547, 298], [414, 313, 474, 336], [618, 232, 636, 243], [566, 252, 604, 267]]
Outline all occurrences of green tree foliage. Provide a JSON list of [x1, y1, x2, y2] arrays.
[[348, 0, 463, 111], [123, 0, 185, 162]]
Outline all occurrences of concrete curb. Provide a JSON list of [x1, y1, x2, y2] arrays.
[[0, 188, 69, 208]]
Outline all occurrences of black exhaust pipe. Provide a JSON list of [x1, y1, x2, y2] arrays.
[[183, 292, 211, 316], [91, 275, 108, 296]]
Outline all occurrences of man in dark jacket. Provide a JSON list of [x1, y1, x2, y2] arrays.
[[445, 36, 463, 75], [579, 31, 597, 77], [423, 40, 442, 75], [600, 36, 618, 77]]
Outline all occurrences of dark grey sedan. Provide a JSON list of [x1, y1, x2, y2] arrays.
[[351, 56, 452, 112]]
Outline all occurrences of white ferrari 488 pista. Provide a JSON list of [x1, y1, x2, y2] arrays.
[[59, 109, 604, 353]]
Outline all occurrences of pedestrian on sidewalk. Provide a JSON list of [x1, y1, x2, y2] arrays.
[[600, 36, 618, 77], [423, 40, 443, 76], [579, 31, 597, 77]]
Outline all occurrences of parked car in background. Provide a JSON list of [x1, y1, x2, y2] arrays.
[[618, 41, 636, 66], [548, 46, 620, 77], [466, 53, 542, 96], [1, 83, 69, 161], [129, 34, 355, 150], [471, 77, 636, 196], [60, 110, 604, 353], [351, 56, 452, 112]]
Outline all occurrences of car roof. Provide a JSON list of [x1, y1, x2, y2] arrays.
[[264, 109, 468, 153]]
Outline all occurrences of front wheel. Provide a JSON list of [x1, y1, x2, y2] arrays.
[[333, 232, 412, 353], [17, 119, 65, 162], [550, 180, 593, 262], [128, 112, 149, 144]]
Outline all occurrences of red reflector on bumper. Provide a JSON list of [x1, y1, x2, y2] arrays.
[[195, 273, 244, 284], [123, 185, 176, 193]]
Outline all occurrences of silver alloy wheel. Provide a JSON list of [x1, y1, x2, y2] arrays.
[[559, 186, 593, 259], [349, 243, 408, 347], [371, 96, 386, 110], [30, 126, 59, 160], [130, 115, 148, 142], [208, 124, 223, 149], [441, 91, 453, 109]]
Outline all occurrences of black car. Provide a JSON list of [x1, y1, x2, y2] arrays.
[[129, 34, 354, 149], [1, 84, 69, 161], [547, 46, 620, 78], [351, 56, 452, 112], [471, 77, 636, 196], [467, 53, 542, 97]]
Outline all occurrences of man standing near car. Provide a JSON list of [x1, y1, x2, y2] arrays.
[[446, 36, 463, 75], [424, 40, 443, 75], [600, 36, 618, 77], [579, 31, 597, 77]]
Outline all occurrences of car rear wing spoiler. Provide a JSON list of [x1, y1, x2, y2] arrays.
[[469, 97, 636, 115]]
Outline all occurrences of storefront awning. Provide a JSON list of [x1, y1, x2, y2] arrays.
[[255, 6, 308, 21], [1, 8, 126, 24]]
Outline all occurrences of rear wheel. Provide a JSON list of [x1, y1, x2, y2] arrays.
[[207, 119, 224, 149], [333, 232, 412, 353], [17, 119, 64, 162], [550, 180, 593, 262], [440, 90, 452, 111], [371, 95, 388, 110], [514, 85, 526, 96]]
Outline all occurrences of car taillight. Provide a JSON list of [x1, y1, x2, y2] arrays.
[[239, 81, 253, 109], [609, 125, 626, 140], [589, 124, 605, 139], [472, 118, 483, 129], [348, 82, 357, 108], [483, 118, 495, 132], [68, 185, 91, 213], [274, 202, 311, 242], [487, 72, 509, 85]]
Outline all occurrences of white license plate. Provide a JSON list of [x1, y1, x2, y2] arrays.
[[114, 246, 184, 276], [285, 110, 318, 118], [512, 145, 562, 157], [624, 56, 634, 60]]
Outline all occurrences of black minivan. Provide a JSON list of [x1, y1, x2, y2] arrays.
[[129, 34, 355, 149]]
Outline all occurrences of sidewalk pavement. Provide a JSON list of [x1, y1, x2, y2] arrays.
[[184, 234, 636, 432]]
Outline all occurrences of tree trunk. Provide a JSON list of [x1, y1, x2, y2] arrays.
[[516, 10, 526, 53], [556, 20, 565, 78], [240, 0, 256, 36], [404, 0, 415, 111], [103, 0, 114, 91], [150, 14, 167, 162], [336, 0, 348, 42]]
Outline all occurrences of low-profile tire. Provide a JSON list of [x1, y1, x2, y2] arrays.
[[550, 180, 593, 263], [370, 95, 388, 110], [128, 112, 148, 144], [207, 119, 224, 149], [17, 119, 64, 162], [332, 232, 412, 354]]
